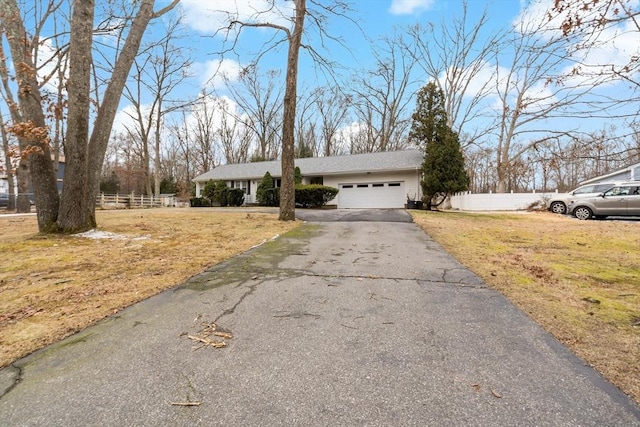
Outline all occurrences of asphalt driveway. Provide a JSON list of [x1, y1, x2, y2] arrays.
[[1, 209, 639, 426]]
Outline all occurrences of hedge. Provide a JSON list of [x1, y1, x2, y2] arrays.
[[295, 184, 338, 208]]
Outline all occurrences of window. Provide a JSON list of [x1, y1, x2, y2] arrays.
[[594, 184, 614, 192], [372, 183, 384, 188], [388, 183, 401, 187], [573, 185, 597, 195], [357, 184, 368, 188], [605, 186, 631, 196], [342, 184, 353, 189], [233, 180, 249, 195]]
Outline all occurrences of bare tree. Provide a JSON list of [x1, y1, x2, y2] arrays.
[[314, 86, 350, 156], [56, 0, 94, 231], [167, 111, 198, 190], [0, 112, 17, 210], [551, 0, 639, 90], [407, 1, 502, 146], [223, 0, 305, 220], [190, 94, 220, 173], [295, 88, 319, 157], [223, 66, 282, 161], [217, 98, 251, 164], [220, 0, 353, 220], [0, 0, 179, 232], [487, 16, 609, 193], [84, 0, 179, 227], [0, 0, 61, 225], [122, 20, 189, 197], [349, 33, 416, 153]]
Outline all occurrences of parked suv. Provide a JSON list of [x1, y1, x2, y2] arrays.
[[546, 182, 617, 214], [568, 182, 640, 220]]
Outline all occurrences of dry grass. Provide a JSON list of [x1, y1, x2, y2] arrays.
[[0, 208, 297, 368], [411, 210, 640, 403]]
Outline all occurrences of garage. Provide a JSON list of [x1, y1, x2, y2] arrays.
[[337, 181, 405, 208]]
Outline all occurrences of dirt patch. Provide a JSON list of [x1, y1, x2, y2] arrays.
[[0, 208, 297, 368], [411, 210, 640, 403]]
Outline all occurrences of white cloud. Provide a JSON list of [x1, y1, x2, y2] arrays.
[[37, 39, 66, 94], [516, 0, 640, 87], [112, 104, 151, 137], [512, 0, 564, 37], [180, 0, 293, 34], [436, 60, 498, 101], [388, 0, 435, 15], [192, 58, 244, 90]]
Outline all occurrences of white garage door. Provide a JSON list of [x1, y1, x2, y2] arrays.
[[337, 182, 405, 208]]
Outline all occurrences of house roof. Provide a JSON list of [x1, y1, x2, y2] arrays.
[[193, 150, 424, 182], [580, 161, 640, 185]]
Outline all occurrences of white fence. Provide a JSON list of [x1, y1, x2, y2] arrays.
[[448, 190, 559, 211], [96, 193, 178, 209]]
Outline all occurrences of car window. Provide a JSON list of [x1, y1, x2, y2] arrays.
[[631, 186, 640, 195], [605, 186, 632, 196], [594, 184, 614, 192], [572, 185, 596, 195]]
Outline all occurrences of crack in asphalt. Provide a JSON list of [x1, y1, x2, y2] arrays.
[[0, 364, 23, 400], [213, 278, 261, 323]]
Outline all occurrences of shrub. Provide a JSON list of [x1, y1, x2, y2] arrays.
[[189, 197, 211, 207], [227, 188, 245, 206], [213, 180, 229, 206], [257, 172, 279, 206], [202, 180, 217, 204], [295, 184, 338, 208], [294, 166, 302, 185], [265, 187, 280, 207]]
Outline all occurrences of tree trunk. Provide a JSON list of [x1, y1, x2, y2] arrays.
[[1, 118, 16, 210], [57, 0, 94, 233], [0, 41, 27, 213], [0, 0, 59, 231], [279, 0, 306, 221], [154, 106, 162, 197], [15, 162, 30, 212], [85, 0, 179, 225]]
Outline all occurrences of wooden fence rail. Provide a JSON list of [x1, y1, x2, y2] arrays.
[[96, 193, 177, 209]]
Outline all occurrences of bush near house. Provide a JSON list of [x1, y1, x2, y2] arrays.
[[199, 180, 245, 207], [295, 184, 338, 208], [202, 180, 217, 205], [227, 188, 245, 207], [212, 180, 229, 206], [257, 172, 279, 206], [189, 197, 211, 207]]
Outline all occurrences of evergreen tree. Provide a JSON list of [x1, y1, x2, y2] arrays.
[[257, 171, 275, 206], [202, 180, 217, 204], [213, 180, 229, 206], [409, 83, 469, 209], [294, 167, 303, 185]]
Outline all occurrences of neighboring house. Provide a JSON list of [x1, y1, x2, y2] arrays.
[[1, 156, 65, 200], [0, 175, 8, 193], [580, 162, 640, 185], [193, 150, 424, 209]]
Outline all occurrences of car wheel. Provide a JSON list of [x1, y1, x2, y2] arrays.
[[550, 201, 567, 214], [573, 206, 593, 220]]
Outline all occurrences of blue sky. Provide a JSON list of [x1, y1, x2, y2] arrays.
[[113, 0, 526, 134], [173, 0, 524, 93], [105, 0, 639, 156]]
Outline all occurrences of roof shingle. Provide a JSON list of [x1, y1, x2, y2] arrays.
[[193, 150, 423, 182]]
